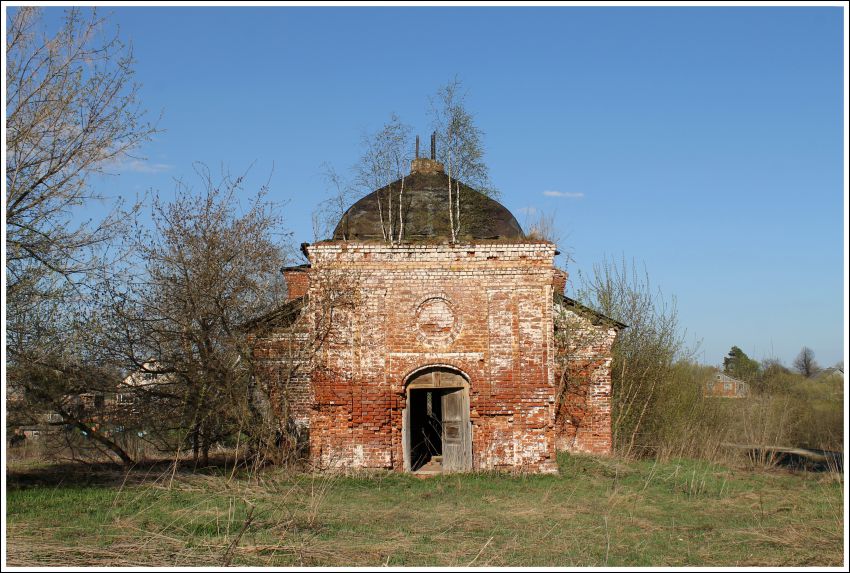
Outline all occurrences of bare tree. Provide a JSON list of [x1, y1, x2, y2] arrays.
[[314, 116, 412, 244], [353, 114, 412, 243], [246, 266, 363, 465], [793, 346, 819, 378], [5, 7, 156, 463], [574, 256, 691, 457], [312, 163, 357, 242], [6, 7, 156, 318], [429, 78, 493, 242], [316, 82, 493, 244], [101, 165, 289, 466]]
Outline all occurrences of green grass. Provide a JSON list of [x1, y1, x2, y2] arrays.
[[5, 454, 844, 566]]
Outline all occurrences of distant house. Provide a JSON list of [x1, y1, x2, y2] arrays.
[[117, 360, 172, 404], [7, 385, 114, 444], [816, 366, 844, 382], [704, 371, 750, 398]]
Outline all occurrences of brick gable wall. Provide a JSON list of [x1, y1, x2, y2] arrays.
[[552, 307, 616, 454]]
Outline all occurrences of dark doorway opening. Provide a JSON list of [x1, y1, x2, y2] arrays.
[[409, 388, 447, 471], [404, 367, 472, 473]]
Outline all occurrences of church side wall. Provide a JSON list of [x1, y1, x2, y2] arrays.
[[553, 308, 616, 455], [307, 242, 560, 473], [249, 326, 314, 452]]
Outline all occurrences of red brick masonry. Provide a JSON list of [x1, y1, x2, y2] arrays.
[[252, 241, 618, 473]]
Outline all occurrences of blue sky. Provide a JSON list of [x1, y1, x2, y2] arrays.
[[33, 5, 846, 368]]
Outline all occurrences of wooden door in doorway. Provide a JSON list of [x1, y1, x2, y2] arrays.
[[441, 387, 472, 472]]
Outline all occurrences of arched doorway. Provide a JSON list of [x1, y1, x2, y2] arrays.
[[403, 366, 472, 473]]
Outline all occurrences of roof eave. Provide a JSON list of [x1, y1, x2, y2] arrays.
[[554, 292, 628, 330], [240, 294, 307, 332]]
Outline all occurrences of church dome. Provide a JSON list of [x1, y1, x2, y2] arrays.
[[333, 158, 524, 242]]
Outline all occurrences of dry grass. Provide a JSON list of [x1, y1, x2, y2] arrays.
[[5, 453, 844, 567]]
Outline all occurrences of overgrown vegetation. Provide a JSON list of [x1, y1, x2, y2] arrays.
[[572, 257, 844, 463], [572, 256, 691, 458], [5, 6, 159, 466], [98, 166, 289, 466], [4, 8, 298, 468], [5, 454, 842, 567]]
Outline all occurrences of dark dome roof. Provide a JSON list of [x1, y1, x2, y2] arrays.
[[333, 161, 524, 242]]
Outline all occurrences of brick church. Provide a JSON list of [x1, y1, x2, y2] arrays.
[[249, 140, 624, 474]]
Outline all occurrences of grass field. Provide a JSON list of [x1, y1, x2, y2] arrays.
[[5, 453, 845, 567]]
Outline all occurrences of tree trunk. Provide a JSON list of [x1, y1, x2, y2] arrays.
[[447, 168, 455, 243], [376, 190, 387, 242], [201, 436, 210, 467], [455, 179, 461, 238], [71, 420, 135, 466], [397, 175, 405, 243], [192, 424, 201, 465]]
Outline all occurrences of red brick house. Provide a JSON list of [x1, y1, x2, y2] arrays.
[[249, 152, 624, 474], [704, 372, 750, 398]]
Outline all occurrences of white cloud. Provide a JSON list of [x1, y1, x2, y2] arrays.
[[123, 159, 173, 174], [516, 206, 537, 215], [103, 158, 173, 174], [543, 190, 584, 199]]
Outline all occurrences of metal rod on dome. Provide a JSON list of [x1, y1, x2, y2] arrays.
[[415, 135, 420, 159], [430, 132, 436, 160]]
